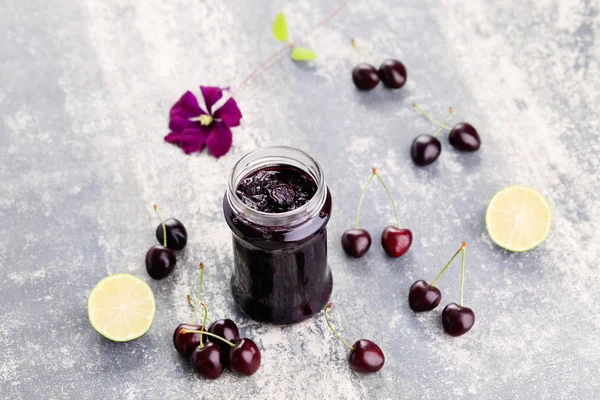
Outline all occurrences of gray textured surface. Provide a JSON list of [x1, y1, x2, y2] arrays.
[[1, 0, 599, 399]]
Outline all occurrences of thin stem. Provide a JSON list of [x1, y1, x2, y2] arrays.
[[324, 303, 354, 351], [374, 171, 401, 228], [233, 2, 348, 96], [180, 329, 235, 348], [187, 295, 213, 324], [430, 245, 463, 287], [460, 242, 467, 306], [412, 102, 452, 130], [199, 302, 208, 347], [190, 263, 204, 325], [355, 169, 377, 229], [432, 107, 454, 138], [153, 204, 167, 247]]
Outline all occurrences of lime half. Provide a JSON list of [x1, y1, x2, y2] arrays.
[[485, 185, 552, 252], [88, 273, 156, 342]]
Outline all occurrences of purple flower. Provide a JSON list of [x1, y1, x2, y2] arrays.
[[165, 86, 242, 157]]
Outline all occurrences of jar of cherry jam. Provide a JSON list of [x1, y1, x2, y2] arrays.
[[223, 146, 333, 325]]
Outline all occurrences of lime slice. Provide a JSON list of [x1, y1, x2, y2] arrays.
[[485, 186, 552, 252], [88, 273, 156, 342]]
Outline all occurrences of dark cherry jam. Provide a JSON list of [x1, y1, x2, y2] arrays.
[[224, 159, 332, 325], [235, 166, 318, 213]]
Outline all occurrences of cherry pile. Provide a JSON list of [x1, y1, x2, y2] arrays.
[[325, 303, 384, 372], [145, 205, 188, 280], [173, 263, 261, 379], [350, 39, 406, 91], [341, 167, 412, 258], [408, 242, 475, 336], [410, 103, 482, 166]]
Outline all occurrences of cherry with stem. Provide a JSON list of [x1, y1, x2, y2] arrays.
[[410, 106, 454, 167], [154, 204, 187, 251], [341, 168, 377, 258], [324, 303, 384, 373], [350, 39, 380, 91], [408, 242, 463, 312], [173, 262, 207, 357], [375, 168, 412, 258], [442, 242, 475, 336], [190, 302, 224, 379], [145, 205, 176, 280]]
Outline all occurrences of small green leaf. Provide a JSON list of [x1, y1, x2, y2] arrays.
[[273, 12, 288, 42], [290, 47, 317, 61]]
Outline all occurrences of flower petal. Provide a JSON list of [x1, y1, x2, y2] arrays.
[[205, 122, 232, 158], [213, 97, 242, 128], [200, 86, 223, 114], [170, 91, 206, 119], [164, 127, 211, 154], [169, 115, 199, 134]]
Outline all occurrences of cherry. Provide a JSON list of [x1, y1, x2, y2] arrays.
[[208, 319, 240, 364], [378, 59, 407, 89], [145, 245, 176, 279], [153, 204, 187, 251], [408, 243, 465, 312], [408, 280, 441, 312], [449, 122, 481, 151], [410, 134, 441, 166], [190, 341, 224, 379], [381, 226, 412, 258], [324, 303, 384, 373], [173, 323, 206, 357], [229, 338, 262, 376], [352, 63, 380, 90], [341, 229, 372, 258], [441, 242, 475, 336]]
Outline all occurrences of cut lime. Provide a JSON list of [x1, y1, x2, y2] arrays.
[[88, 273, 156, 342], [485, 186, 552, 252]]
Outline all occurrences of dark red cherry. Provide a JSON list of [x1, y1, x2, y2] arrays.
[[156, 218, 187, 251], [190, 342, 224, 379], [229, 338, 261, 376], [208, 319, 240, 365], [442, 303, 475, 336], [449, 122, 481, 151], [145, 245, 176, 279], [410, 134, 441, 166], [352, 63, 380, 91], [173, 323, 206, 357], [408, 280, 441, 312], [378, 59, 407, 89], [348, 339, 385, 373], [381, 226, 412, 258], [341, 229, 372, 258]]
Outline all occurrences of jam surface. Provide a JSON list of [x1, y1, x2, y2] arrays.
[[235, 166, 317, 213]]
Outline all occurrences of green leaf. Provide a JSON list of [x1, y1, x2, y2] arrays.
[[272, 12, 288, 42], [290, 47, 317, 61]]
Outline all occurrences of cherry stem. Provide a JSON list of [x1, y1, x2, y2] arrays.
[[430, 243, 464, 287], [324, 303, 354, 351], [180, 329, 235, 348], [233, 2, 348, 96], [460, 242, 467, 306], [187, 295, 213, 324], [412, 103, 452, 131], [432, 107, 454, 138], [190, 262, 204, 325], [153, 204, 167, 248], [199, 302, 208, 347], [355, 168, 377, 229], [373, 169, 401, 228]]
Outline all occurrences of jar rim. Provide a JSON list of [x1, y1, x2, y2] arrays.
[[227, 146, 327, 227]]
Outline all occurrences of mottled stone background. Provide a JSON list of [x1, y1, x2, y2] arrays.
[[1, 0, 599, 399]]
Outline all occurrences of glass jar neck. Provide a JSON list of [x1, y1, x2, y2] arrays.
[[227, 146, 327, 227]]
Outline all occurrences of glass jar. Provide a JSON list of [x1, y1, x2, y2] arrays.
[[223, 146, 333, 325]]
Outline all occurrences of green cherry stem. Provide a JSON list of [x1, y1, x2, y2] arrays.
[[430, 243, 464, 287], [153, 204, 167, 247], [199, 302, 209, 347], [355, 168, 377, 229], [190, 262, 205, 325], [460, 242, 467, 306], [412, 102, 452, 131], [187, 295, 213, 324], [373, 168, 401, 228], [180, 329, 235, 348], [432, 107, 454, 138], [324, 303, 355, 351]]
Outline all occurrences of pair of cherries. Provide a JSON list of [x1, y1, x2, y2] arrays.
[[351, 39, 406, 91], [408, 242, 475, 336], [342, 168, 413, 258], [410, 103, 481, 166], [173, 263, 261, 379], [145, 205, 188, 279]]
